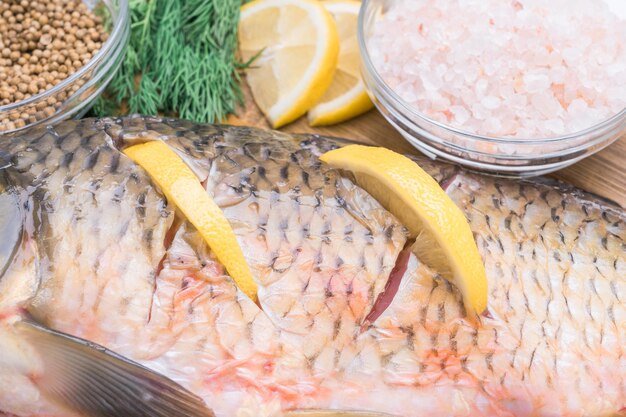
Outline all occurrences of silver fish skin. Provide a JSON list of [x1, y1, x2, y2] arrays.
[[0, 116, 623, 417]]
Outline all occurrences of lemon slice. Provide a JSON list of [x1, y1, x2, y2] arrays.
[[124, 141, 258, 302], [308, 1, 373, 126], [239, 0, 339, 128], [320, 145, 487, 314]]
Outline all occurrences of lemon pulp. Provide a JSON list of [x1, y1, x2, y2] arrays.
[[239, 0, 339, 128], [308, 0, 374, 126]]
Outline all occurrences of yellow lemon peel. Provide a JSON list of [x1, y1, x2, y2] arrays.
[[320, 145, 488, 314], [124, 141, 258, 302]]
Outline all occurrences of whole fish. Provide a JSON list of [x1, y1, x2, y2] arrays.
[[0, 116, 623, 417]]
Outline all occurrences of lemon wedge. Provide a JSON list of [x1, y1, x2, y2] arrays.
[[124, 141, 258, 302], [308, 1, 373, 126], [238, 0, 339, 128], [320, 145, 487, 314]]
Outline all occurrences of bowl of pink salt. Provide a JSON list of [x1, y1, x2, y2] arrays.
[[359, 0, 626, 176]]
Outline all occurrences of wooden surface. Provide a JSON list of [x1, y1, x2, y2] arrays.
[[230, 87, 626, 208]]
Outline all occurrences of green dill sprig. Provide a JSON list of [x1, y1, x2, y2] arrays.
[[92, 0, 244, 123]]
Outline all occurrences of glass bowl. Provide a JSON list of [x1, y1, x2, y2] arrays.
[[0, 0, 129, 136], [358, 0, 626, 177]]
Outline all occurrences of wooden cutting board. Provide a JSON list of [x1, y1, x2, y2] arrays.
[[230, 83, 626, 208]]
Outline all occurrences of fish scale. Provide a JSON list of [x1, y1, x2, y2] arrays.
[[151, 120, 408, 343], [0, 116, 623, 417], [1, 122, 174, 350]]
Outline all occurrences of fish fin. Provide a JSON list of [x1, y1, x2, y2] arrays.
[[16, 320, 215, 417]]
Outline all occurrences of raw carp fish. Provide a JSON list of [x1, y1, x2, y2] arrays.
[[0, 116, 623, 417]]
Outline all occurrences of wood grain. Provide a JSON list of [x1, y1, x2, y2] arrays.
[[229, 85, 626, 208]]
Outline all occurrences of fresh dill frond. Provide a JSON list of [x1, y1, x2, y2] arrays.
[[128, 74, 160, 115], [91, 95, 118, 116], [91, 0, 244, 123]]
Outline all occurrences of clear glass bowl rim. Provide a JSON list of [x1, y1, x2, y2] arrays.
[[0, 0, 129, 113], [357, 0, 626, 145]]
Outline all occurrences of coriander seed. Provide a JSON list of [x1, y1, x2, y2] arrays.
[[0, 0, 107, 132]]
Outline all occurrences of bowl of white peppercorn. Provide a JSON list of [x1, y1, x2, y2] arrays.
[[0, 0, 129, 135]]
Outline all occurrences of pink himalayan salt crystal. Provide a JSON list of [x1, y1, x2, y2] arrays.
[[368, 0, 626, 139]]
